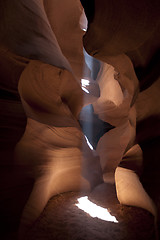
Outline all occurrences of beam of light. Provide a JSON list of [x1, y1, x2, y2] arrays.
[[81, 79, 90, 94], [84, 135, 93, 150], [81, 78, 90, 87], [82, 87, 89, 94], [75, 196, 118, 223]]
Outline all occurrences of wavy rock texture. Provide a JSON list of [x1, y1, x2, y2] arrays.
[[0, 0, 160, 239], [82, 0, 160, 238], [22, 184, 156, 240]]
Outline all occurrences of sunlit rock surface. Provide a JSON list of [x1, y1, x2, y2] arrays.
[[0, 0, 160, 239], [21, 184, 156, 240], [81, 0, 160, 233], [0, 0, 102, 238]]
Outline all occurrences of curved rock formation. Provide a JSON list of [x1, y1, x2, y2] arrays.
[[81, 0, 160, 230], [0, 0, 160, 239]]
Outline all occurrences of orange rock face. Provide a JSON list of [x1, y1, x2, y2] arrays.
[[0, 1, 160, 239]]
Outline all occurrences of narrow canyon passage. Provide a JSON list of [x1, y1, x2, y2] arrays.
[[0, 0, 160, 239]]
